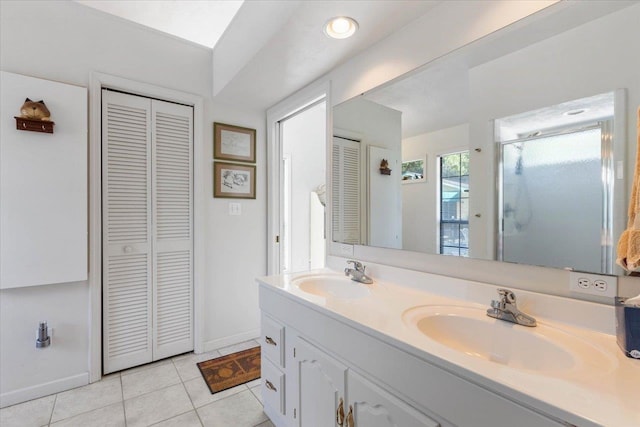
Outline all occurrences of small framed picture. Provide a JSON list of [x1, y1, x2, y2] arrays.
[[401, 157, 426, 184], [213, 161, 256, 199], [214, 122, 256, 163]]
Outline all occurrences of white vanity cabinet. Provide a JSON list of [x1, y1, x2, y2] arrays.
[[294, 337, 346, 426], [291, 335, 439, 427], [260, 314, 287, 426], [259, 283, 570, 427]]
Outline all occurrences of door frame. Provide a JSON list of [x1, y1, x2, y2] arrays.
[[266, 80, 330, 274], [88, 72, 205, 382]]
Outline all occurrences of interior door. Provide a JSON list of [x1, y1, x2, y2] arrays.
[[332, 136, 361, 245], [151, 99, 194, 360], [103, 90, 194, 373], [102, 90, 154, 373]]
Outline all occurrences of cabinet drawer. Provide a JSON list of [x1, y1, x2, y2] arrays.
[[262, 357, 285, 416], [262, 314, 284, 367]]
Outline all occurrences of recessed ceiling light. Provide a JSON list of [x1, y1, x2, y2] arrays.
[[564, 108, 587, 116], [324, 16, 359, 39]]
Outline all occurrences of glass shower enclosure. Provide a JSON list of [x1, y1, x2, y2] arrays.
[[496, 93, 616, 274]]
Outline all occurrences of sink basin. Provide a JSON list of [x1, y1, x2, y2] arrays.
[[402, 305, 614, 374], [291, 275, 371, 299]]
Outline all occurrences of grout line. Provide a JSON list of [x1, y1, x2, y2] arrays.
[[120, 373, 127, 427], [148, 408, 197, 427], [48, 394, 58, 426], [46, 378, 124, 425], [175, 357, 204, 427]]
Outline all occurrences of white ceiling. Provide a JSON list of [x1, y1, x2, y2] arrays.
[[75, 0, 243, 48], [212, 0, 440, 109], [75, 0, 442, 110]]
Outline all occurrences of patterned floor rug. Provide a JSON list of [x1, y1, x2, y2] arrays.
[[197, 346, 261, 394]]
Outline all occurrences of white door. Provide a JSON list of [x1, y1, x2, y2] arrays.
[[102, 90, 154, 373], [348, 370, 440, 427], [295, 338, 347, 427], [332, 137, 361, 245], [273, 100, 327, 274], [151, 99, 194, 360], [102, 90, 193, 373]]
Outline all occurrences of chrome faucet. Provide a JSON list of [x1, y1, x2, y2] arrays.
[[344, 260, 373, 284], [486, 288, 536, 327]]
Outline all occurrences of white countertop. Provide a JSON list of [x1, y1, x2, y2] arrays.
[[257, 268, 640, 427]]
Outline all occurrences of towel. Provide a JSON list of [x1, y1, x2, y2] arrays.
[[617, 107, 640, 271]]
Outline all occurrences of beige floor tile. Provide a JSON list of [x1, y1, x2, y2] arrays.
[[245, 378, 261, 388], [124, 383, 193, 427], [120, 358, 172, 377], [197, 390, 267, 426], [217, 340, 260, 356], [50, 402, 125, 427], [121, 363, 181, 400], [51, 377, 122, 422], [151, 410, 202, 427], [255, 420, 275, 427], [249, 385, 263, 405], [183, 376, 247, 408], [0, 394, 55, 427], [173, 350, 220, 382]]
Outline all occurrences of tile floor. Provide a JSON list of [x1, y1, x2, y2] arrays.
[[0, 340, 275, 427]]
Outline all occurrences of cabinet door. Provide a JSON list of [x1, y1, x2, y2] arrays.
[[348, 370, 440, 427], [295, 338, 347, 427]]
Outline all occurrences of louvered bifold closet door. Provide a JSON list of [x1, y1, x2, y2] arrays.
[[102, 90, 153, 373], [332, 137, 361, 244], [151, 100, 194, 360]]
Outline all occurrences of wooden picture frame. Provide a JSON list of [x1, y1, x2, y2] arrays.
[[213, 161, 256, 199], [213, 122, 256, 163]]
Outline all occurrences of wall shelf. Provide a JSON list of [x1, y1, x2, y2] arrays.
[[14, 116, 55, 134]]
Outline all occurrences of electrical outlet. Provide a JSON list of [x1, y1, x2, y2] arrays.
[[569, 272, 617, 298], [577, 278, 591, 289], [593, 280, 607, 292]]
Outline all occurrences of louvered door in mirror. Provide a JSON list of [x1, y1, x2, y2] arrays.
[[332, 137, 361, 245], [102, 90, 193, 374]]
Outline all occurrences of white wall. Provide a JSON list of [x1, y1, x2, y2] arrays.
[[333, 98, 402, 247], [402, 124, 469, 254], [0, 0, 265, 405], [282, 102, 326, 273]]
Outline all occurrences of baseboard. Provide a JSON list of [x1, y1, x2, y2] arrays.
[[201, 329, 260, 354], [0, 372, 89, 408]]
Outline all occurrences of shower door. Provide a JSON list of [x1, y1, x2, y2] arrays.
[[498, 123, 613, 273]]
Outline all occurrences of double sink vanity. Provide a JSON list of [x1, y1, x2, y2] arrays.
[[257, 262, 639, 427]]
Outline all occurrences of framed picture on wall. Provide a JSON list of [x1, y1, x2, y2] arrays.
[[213, 122, 256, 163], [213, 161, 256, 199], [401, 157, 426, 184]]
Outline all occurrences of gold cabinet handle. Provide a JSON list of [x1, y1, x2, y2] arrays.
[[265, 380, 277, 392], [265, 336, 277, 346], [346, 405, 354, 427], [336, 397, 345, 426]]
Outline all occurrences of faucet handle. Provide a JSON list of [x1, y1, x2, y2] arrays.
[[346, 260, 364, 271], [497, 288, 517, 304]]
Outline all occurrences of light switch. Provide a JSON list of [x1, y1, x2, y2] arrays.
[[229, 202, 242, 215]]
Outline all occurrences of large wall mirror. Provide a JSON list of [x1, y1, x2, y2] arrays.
[[331, 2, 639, 277]]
